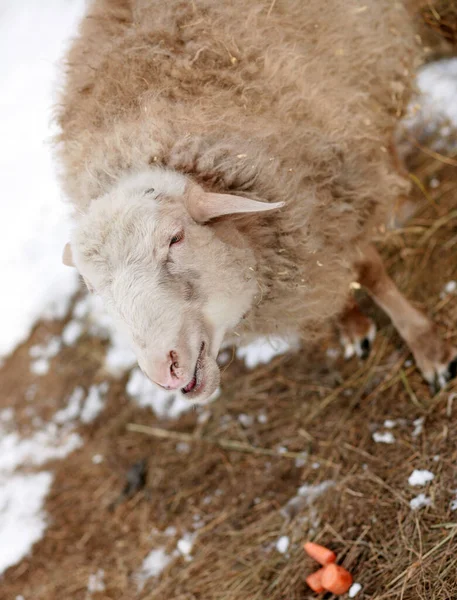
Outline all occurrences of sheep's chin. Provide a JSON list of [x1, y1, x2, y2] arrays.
[[181, 355, 220, 404]]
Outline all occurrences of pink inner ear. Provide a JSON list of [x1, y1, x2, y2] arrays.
[[185, 186, 284, 223]]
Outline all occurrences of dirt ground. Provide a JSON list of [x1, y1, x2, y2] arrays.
[[2, 7, 457, 600]]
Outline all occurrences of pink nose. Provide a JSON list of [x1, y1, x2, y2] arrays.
[[152, 351, 185, 390]]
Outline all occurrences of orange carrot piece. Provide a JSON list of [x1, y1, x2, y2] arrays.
[[303, 542, 337, 566], [321, 563, 353, 595], [305, 568, 325, 593]]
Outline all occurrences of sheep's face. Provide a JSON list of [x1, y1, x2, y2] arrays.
[[64, 169, 283, 402]]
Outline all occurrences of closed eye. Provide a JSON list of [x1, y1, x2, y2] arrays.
[[170, 230, 184, 246]]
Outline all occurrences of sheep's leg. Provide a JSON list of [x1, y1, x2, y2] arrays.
[[337, 297, 376, 360], [355, 245, 457, 390]]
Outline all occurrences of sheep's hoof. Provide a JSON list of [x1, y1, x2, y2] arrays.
[[338, 314, 376, 361], [429, 356, 457, 394], [412, 335, 457, 393]]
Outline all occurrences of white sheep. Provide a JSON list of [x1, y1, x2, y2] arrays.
[[56, 0, 456, 400]]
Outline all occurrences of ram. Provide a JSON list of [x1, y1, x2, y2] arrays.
[[56, 0, 457, 401]]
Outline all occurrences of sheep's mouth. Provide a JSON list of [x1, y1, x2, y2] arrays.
[[181, 342, 205, 395]]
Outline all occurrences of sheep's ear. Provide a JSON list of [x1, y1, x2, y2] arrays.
[[186, 188, 284, 223], [62, 243, 75, 267]]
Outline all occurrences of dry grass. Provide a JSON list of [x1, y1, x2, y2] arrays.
[[1, 11, 457, 600], [421, 0, 457, 46]]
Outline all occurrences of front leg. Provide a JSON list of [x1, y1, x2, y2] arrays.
[[355, 245, 457, 390]]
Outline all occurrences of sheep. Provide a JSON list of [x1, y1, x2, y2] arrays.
[[56, 0, 457, 401]]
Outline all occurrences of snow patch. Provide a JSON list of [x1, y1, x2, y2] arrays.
[[444, 280, 457, 295], [0, 408, 14, 423], [104, 335, 136, 377], [61, 320, 83, 346], [0, 0, 86, 358], [0, 472, 53, 575], [416, 59, 457, 128], [373, 431, 395, 444], [349, 582, 363, 598], [0, 426, 82, 473], [137, 548, 171, 589], [30, 358, 50, 376], [238, 414, 254, 428], [127, 368, 191, 420], [275, 536, 289, 554], [80, 384, 108, 423], [53, 384, 108, 425], [410, 493, 432, 511], [177, 533, 195, 559], [87, 569, 105, 594], [408, 469, 434, 487], [281, 480, 334, 522], [176, 442, 191, 454], [53, 387, 85, 424], [29, 337, 61, 360], [412, 417, 424, 438], [236, 335, 299, 369]]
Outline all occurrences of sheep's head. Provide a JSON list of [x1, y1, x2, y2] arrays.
[[63, 168, 283, 402]]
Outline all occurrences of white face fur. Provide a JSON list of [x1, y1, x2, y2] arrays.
[[64, 168, 283, 402]]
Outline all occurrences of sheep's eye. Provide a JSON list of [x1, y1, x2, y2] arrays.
[[170, 231, 184, 246]]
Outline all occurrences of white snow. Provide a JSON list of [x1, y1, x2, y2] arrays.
[[53, 384, 108, 425], [177, 533, 195, 559], [127, 368, 191, 420], [0, 408, 14, 423], [176, 442, 191, 454], [80, 384, 108, 423], [87, 569, 105, 593], [29, 337, 61, 360], [349, 583, 363, 598], [295, 454, 307, 468], [444, 280, 457, 294], [238, 414, 254, 428], [92, 454, 104, 465], [236, 335, 299, 369], [410, 493, 432, 511], [411, 417, 424, 438], [0, 387, 85, 574], [275, 536, 289, 554], [0, 0, 86, 358], [373, 431, 395, 444], [0, 427, 82, 473], [0, 472, 53, 575], [281, 480, 334, 522], [408, 469, 435, 487], [137, 548, 171, 588], [53, 387, 85, 424], [30, 358, 50, 376], [104, 337, 136, 377], [61, 320, 83, 346], [416, 58, 457, 128]]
